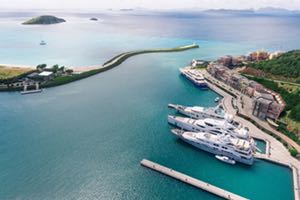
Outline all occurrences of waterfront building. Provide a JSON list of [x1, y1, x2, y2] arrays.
[[249, 50, 269, 61], [207, 64, 285, 120], [38, 71, 54, 81], [218, 55, 233, 68], [252, 92, 285, 120]]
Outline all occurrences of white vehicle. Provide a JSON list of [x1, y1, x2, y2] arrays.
[[171, 129, 254, 165]]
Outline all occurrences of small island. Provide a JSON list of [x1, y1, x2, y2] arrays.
[[90, 18, 98, 21], [22, 15, 66, 25]]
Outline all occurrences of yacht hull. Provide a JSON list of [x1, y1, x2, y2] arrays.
[[181, 73, 208, 88], [172, 131, 253, 165]]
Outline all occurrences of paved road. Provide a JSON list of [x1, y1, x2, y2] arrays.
[[202, 71, 300, 200]]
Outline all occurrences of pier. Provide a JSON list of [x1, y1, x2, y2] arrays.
[[140, 159, 249, 200]]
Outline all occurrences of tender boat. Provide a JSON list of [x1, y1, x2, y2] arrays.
[[40, 40, 46, 45], [215, 97, 220, 103], [215, 155, 236, 165]]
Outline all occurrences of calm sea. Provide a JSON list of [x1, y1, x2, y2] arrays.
[[0, 11, 298, 199]]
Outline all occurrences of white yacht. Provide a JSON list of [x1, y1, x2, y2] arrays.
[[168, 104, 234, 123], [167, 115, 250, 140], [179, 67, 208, 88], [215, 155, 236, 165], [171, 129, 254, 165], [40, 40, 46, 45]]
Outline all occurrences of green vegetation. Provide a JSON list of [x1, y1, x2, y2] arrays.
[[289, 147, 298, 157], [103, 44, 199, 68], [277, 124, 300, 145], [22, 15, 66, 25], [36, 64, 47, 70], [0, 66, 32, 80], [248, 50, 300, 82], [42, 68, 106, 87], [289, 104, 300, 121]]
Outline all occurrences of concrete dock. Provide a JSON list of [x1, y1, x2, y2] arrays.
[[140, 159, 249, 200], [201, 69, 300, 200]]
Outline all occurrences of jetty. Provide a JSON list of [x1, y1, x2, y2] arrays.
[[140, 159, 249, 200]]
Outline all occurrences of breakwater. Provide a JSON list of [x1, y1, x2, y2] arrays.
[[42, 44, 199, 88]]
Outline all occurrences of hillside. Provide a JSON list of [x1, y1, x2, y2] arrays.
[[22, 15, 66, 25], [248, 50, 300, 82]]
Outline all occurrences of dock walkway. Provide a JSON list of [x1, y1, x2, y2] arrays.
[[201, 70, 300, 200], [141, 159, 249, 200]]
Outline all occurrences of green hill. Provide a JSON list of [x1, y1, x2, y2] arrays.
[[249, 50, 300, 82], [22, 15, 66, 25]]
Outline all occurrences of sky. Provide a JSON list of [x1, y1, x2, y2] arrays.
[[1, 0, 300, 10]]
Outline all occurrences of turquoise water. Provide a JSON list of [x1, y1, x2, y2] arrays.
[[0, 14, 296, 199], [255, 139, 267, 154]]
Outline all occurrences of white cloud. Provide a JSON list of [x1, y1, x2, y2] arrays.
[[1, 0, 300, 10]]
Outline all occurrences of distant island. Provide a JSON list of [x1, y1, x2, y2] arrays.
[[22, 15, 66, 25]]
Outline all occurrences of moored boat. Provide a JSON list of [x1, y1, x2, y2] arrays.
[[179, 67, 208, 88], [168, 103, 233, 122], [215, 155, 236, 165], [167, 115, 250, 140], [171, 129, 254, 165], [40, 40, 46, 45]]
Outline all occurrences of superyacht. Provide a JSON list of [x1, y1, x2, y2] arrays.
[[168, 115, 249, 140], [168, 104, 235, 123], [171, 129, 254, 165], [179, 67, 208, 88]]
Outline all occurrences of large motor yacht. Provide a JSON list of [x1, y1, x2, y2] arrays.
[[171, 129, 254, 165], [168, 104, 235, 123], [167, 115, 249, 140], [179, 67, 208, 88]]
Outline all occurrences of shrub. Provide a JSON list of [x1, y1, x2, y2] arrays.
[[289, 148, 298, 157]]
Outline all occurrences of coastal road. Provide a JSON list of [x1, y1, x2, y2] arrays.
[[203, 71, 300, 200]]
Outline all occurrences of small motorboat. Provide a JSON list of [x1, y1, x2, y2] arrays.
[[40, 40, 46, 45], [215, 155, 236, 165], [214, 97, 220, 103]]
